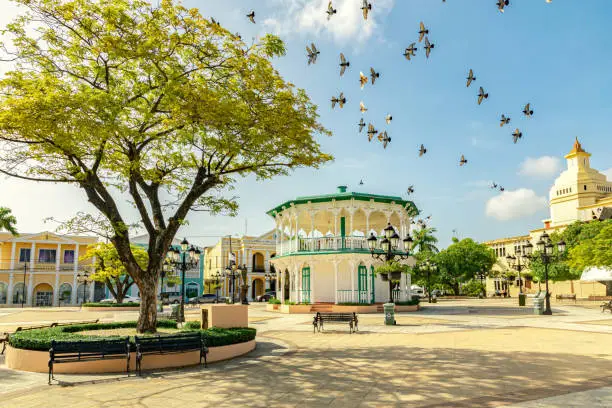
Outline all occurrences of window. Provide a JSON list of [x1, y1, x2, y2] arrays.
[[13, 283, 26, 304], [63, 250, 75, 264], [584, 185, 587, 191], [38, 249, 57, 263], [19, 248, 31, 262]]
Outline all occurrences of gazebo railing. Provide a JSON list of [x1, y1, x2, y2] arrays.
[[280, 236, 370, 255], [336, 290, 353, 303]]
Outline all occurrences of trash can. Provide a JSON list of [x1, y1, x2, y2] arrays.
[[171, 303, 180, 319], [384, 303, 396, 325], [519, 294, 526, 307], [533, 297, 544, 315]]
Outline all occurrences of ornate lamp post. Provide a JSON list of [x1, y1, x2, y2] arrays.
[[212, 271, 222, 303], [76, 271, 91, 306], [477, 269, 487, 297], [239, 264, 249, 305], [528, 232, 566, 315], [421, 260, 437, 304], [367, 223, 414, 303], [265, 272, 276, 294], [506, 241, 533, 304], [225, 263, 239, 304], [165, 238, 199, 323]]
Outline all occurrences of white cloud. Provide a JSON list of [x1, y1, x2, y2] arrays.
[[602, 168, 612, 181], [263, 0, 394, 45], [517, 156, 561, 179], [485, 189, 547, 221]]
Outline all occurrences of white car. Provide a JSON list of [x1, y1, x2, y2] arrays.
[[99, 295, 140, 304]]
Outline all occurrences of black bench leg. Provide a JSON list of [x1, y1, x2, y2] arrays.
[[126, 353, 130, 377], [136, 353, 142, 376], [201, 348, 208, 368], [48, 360, 53, 385]]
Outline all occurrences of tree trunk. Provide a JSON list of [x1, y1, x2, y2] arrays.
[[453, 282, 460, 296], [137, 273, 158, 333]]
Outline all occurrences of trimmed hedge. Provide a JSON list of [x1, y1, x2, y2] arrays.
[[268, 298, 281, 305], [82, 302, 140, 307], [8, 321, 255, 351], [184, 321, 201, 330], [394, 298, 420, 306]]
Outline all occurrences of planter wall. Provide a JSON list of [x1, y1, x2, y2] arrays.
[[200, 304, 248, 328], [82, 307, 140, 312], [265, 304, 280, 312], [332, 305, 378, 313], [280, 304, 312, 314], [6, 340, 256, 374], [394, 305, 419, 312]]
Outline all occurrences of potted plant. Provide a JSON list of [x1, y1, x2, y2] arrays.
[[375, 261, 406, 282]]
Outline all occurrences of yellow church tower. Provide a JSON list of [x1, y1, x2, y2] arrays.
[[549, 138, 612, 227]]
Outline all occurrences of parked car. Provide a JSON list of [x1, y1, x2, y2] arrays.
[[188, 293, 221, 305], [411, 286, 425, 298], [257, 291, 276, 302], [99, 295, 140, 304], [159, 291, 182, 305], [431, 289, 443, 297]]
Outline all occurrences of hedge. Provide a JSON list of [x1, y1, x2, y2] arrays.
[[82, 302, 140, 308], [8, 321, 255, 351]]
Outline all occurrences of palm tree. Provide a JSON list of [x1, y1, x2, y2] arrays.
[[412, 226, 439, 253], [0, 207, 17, 235]]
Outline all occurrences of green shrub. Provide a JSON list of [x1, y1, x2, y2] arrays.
[[82, 302, 140, 308], [184, 321, 201, 330], [394, 298, 420, 306], [461, 280, 485, 297], [283, 300, 296, 305], [268, 298, 281, 305], [199, 327, 256, 347]]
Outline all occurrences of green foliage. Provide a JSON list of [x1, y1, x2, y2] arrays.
[[9, 321, 254, 350], [568, 223, 612, 270], [268, 298, 281, 305], [0, 207, 17, 235], [375, 262, 409, 281], [0, 0, 331, 333], [283, 300, 296, 305], [184, 321, 201, 330], [434, 238, 496, 295], [461, 280, 485, 297], [412, 227, 439, 253], [82, 302, 140, 308], [394, 298, 420, 306]]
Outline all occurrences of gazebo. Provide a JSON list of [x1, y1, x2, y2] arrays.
[[268, 186, 418, 305]]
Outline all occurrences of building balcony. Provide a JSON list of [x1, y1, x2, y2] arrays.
[[278, 236, 372, 256]]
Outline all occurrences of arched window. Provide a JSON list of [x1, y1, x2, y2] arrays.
[[13, 282, 26, 305], [0, 282, 7, 304], [58, 283, 72, 305], [76, 283, 89, 304]]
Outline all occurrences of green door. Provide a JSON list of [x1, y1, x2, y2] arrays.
[[358, 265, 368, 304], [301, 267, 311, 303], [370, 266, 376, 303]]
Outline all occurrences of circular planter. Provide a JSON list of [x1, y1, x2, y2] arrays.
[[379, 273, 389, 281]]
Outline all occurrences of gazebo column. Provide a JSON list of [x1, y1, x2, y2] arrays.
[[309, 211, 316, 251], [333, 261, 339, 304], [400, 272, 408, 302], [350, 261, 356, 303], [310, 262, 315, 304], [365, 210, 371, 235], [295, 213, 300, 252], [349, 210, 354, 249]]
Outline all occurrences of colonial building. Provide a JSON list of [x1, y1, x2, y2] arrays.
[[485, 139, 611, 297], [0, 232, 98, 306], [268, 186, 418, 304], [202, 232, 276, 301]]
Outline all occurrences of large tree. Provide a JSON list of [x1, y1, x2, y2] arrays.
[[411, 226, 439, 254], [567, 223, 612, 271], [434, 238, 496, 295], [0, 0, 331, 332], [0, 207, 17, 235]]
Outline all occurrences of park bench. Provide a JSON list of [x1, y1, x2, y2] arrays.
[[48, 337, 131, 384], [556, 294, 577, 303], [601, 300, 612, 313], [313, 312, 358, 334], [0, 332, 8, 354], [134, 332, 208, 376]]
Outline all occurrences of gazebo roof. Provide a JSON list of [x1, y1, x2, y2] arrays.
[[266, 186, 419, 217]]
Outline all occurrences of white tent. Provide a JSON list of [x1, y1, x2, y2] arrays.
[[580, 267, 612, 282]]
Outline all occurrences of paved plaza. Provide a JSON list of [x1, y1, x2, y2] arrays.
[[2, 299, 612, 407]]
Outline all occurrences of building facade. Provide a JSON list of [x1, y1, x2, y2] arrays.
[[203, 232, 276, 302], [485, 139, 611, 297], [268, 186, 418, 304], [0, 232, 98, 307]]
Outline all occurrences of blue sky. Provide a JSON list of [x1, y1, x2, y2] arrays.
[[1, 0, 612, 248]]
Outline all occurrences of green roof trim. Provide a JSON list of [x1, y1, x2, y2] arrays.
[[266, 189, 419, 218]]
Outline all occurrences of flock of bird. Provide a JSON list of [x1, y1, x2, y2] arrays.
[[241, 0, 553, 226]]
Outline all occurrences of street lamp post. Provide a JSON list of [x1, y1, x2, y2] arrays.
[[506, 242, 533, 305], [165, 239, 199, 323], [76, 271, 91, 306], [422, 260, 437, 304], [21, 261, 28, 308], [367, 223, 414, 303], [265, 272, 276, 294], [239, 264, 249, 305], [528, 232, 566, 315], [212, 271, 222, 303]]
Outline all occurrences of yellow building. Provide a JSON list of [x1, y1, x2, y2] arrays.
[[202, 232, 276, 301], [0, 231, 98, 307], [485, 139, 611, 298]]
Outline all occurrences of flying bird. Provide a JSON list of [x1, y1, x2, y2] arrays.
[[359, 71, 368, 89], [491, 182, 498, 189], [477, 86, 488, 105], [306, 43, 320, 65], [466, 69, 476, 87], [499, 186, 505, 192], [407, 185, 415, 194], [378, 131, 391, 149], [500, 114, 511, 127], [385, 114, 393, 124], [367, 124, 378, 141], [246, 11, 255, 24], [418, 22, 429, 42], [339, 53, 350, 76], [523, 103, 534, 117], [404, 43, 417, 60], [211, 18, 221, 26], [370, 67, 380, 84], [331, 92, 346, 109], [512, 128, 523, 144], [359, 179, 364, 185], [497, 0, 510, 13], [358, 118, 366, 132], [424, 37, 434, 58], [419, 144, 427, 157], [459, 155, 468, 166], [327, 1, 337, 20], [361, 0, 372, 20], [360, 101, 367, 113]]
